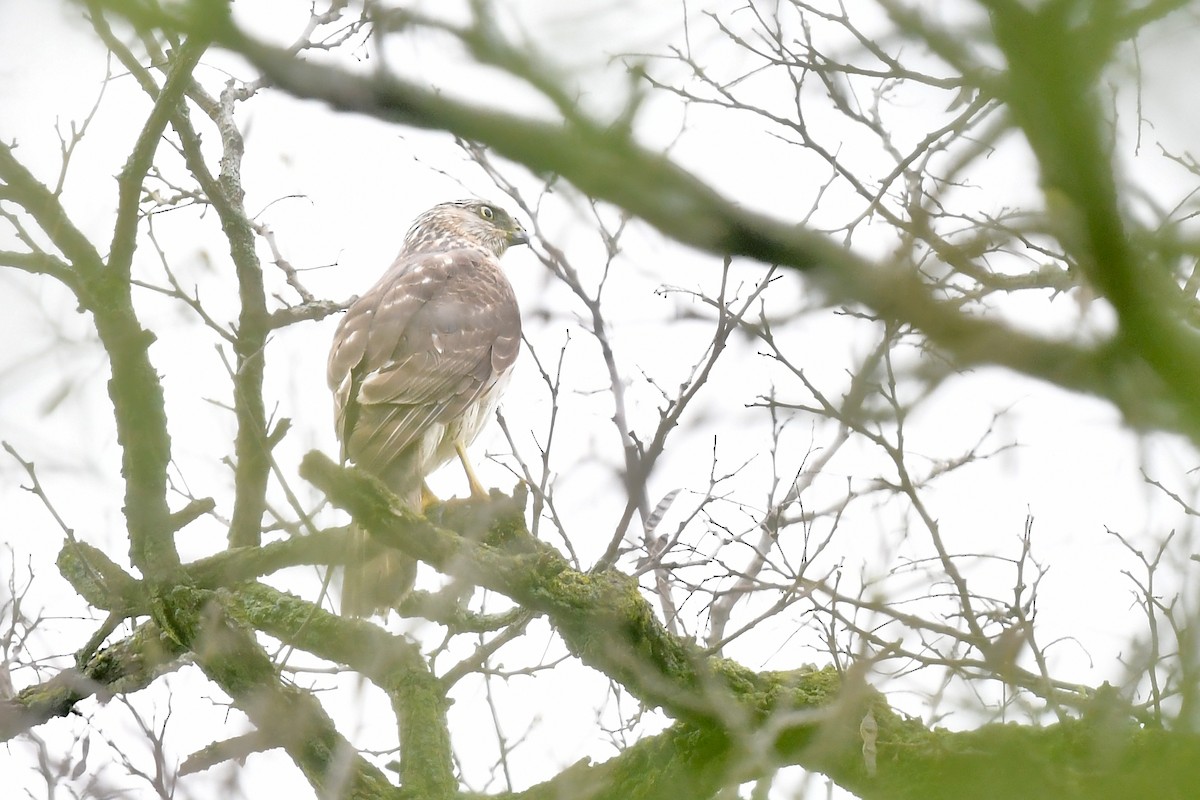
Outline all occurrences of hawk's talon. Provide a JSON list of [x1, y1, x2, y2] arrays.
[[419, 481, 440, 512]]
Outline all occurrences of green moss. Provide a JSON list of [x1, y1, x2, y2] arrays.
[[56, 540, 142, 612]]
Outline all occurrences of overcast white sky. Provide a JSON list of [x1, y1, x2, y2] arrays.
[[4, 2, 1200, 798]]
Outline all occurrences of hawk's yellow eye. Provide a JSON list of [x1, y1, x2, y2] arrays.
[[479, 206, 495, 220]]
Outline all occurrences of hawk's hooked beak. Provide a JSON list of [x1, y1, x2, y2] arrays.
[[510, 226, 530, 247]]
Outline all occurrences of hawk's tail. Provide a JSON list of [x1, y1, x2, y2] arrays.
[[340, 522, 419, 617]]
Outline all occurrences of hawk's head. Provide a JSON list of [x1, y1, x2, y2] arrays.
[[403, 199, 529, 258]]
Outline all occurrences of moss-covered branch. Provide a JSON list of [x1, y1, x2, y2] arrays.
[[56, 530, 350, 615], [0, 622, 185, 742], [227, 582, 456, 796], [198, 81, 272, 550], [299, 451, 1200, 799], [299, 452, 880, 787], [185, 528, 350, 587], [986, 0, 1200, 429], [108, 38, 206, 277], [157, 585, 396, 798], [90, 5, 272, 549], [495, 724, 735, 800], [0, 138, 177, 575]]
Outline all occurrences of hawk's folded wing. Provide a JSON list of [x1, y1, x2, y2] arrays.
[[328, 248, 521, 494]]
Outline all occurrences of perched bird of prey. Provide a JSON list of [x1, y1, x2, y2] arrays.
[[328, 199, 528, 616]]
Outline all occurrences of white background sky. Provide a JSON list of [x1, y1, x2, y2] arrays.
[[3, 2, 1200, 798]]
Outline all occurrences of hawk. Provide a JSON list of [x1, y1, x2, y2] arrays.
[[328, 199, 528, 616]]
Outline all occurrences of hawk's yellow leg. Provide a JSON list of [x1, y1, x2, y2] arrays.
[[455, 440, 489, 499]]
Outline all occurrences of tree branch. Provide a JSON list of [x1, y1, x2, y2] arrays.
[[300, 452, 881, 785], [91, 0, 1200, 444], [298, 449, 1200, 798], [108, 38, 206, 276], [0, 249, 76, 286], [0, 622, 185, 742], [226, 583, 455, 797], [0, 139, 178, 575], [157, 585, 395, 797]]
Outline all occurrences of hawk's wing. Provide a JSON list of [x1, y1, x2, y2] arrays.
[[328, 248, 521, 492]]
